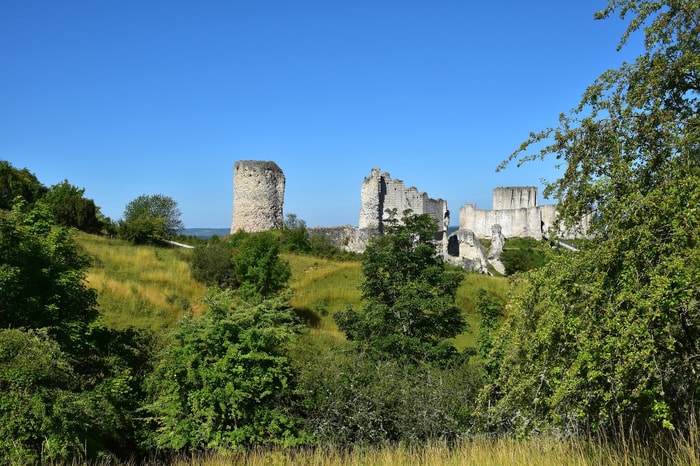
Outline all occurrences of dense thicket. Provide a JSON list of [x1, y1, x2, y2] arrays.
[[0, 205, 154, 462], [143, 289, 305, 452], [484, 0, 700, 434]]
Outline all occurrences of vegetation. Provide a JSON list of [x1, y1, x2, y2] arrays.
[[488, 0, 700, 434], [143, 289, 305, 452], [0, 160, 47, 210], [335, 211, 466, 364], [78, 232, 207, 330], [499, 237, 548, 275], [39, 179, 104, 233], [1, 0, 698, 462], [119, 194, 184, 244]]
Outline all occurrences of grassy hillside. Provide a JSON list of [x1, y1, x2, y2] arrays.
[[77, 233, 208, 330], [76, 233, 509, 349]]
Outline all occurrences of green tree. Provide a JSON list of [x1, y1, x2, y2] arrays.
[[0, 203, 98, 356], [335, 211, 466, 363], [119, 194, 184, 244], [281, 213, 312, 253], [0, 329, 89, 463], [0, 203, 155, 461], [39, 180, 103, 233], [485, 0, 700, 434], [143, 288, 305, 452], [232, 231, 291, 300], [0, 160, 47, 210]]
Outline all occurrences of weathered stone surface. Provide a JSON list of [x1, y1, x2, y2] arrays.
[[493, 186, 538, 210], [487, 224, 506, 275], [308, 226, 380, 254], [231, 160, 285, 233], [445, 229, 489, 274], [359, 168, 448, 233], [460, 186, 589, 240]]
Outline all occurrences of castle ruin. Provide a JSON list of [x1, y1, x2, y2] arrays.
[[359, 168, 449, 233], [459, 186, 587, 240], [228, 161, 586, 273], [230, 160, 285, 233]]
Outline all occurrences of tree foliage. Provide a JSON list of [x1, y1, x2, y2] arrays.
[[0, 328, 89, 463], [39, 180, 104, 233], [143, 289, 305, 452], [191, 237, 235, 287], [232, 231, 291, 300], [0, 160, 47, 210], [335, 211, 466, 363], [0, 204, 98, 356], [119, 194, 183, 244], [486, 0, 700, 434], [296, 346, 481, 446]]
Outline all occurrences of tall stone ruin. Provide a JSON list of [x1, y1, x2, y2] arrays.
[[359, 168, 448, 233], [230, 160, 285, 233]]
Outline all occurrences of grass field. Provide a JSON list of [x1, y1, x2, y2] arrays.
[[77, 233, 509, 350]]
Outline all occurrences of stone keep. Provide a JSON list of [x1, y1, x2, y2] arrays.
[[359, 168, 448, 233], [459, 186, 589, 240], [231, 160, 285, 233]]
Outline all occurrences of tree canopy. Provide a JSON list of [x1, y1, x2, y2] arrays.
[[0, 161, 47, 210], [484, 0, 700, 434], [335, 211, 466, 363], [120, 194, 184, 244]]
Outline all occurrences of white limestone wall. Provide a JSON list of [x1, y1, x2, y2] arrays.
[[460, 204, 543, 240], [359, 168, 382, 229], [493, 186, 538, 210], [359, 168, 447, 232]]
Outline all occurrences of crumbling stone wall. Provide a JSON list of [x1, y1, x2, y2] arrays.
[[359, 168, 448, 233], [231, 160, 285, 233], [492, 186, 538, 210], [459, 186, 588, 240]]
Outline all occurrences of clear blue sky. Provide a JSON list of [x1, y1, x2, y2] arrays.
[[1, 1, 643, 228]]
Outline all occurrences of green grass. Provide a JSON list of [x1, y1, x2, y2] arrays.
[[76, 232, 208, 330], [77, 233, 509, 348]]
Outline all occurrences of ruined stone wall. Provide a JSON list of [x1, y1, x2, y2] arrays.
[[231, 160, 285, 233], [359, 168, 448, 232], [309, 226, 380, 254], [493, 186, 538, 210], [460, 204, 544, 240], [359, 168, 383, 230]]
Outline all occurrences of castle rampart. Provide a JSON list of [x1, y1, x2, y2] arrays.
[[459, 186, 588, 240]]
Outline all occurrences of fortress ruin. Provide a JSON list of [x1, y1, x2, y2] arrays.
[[230, 160, 285, 233], [359, 168, 449, 233], [229, 161, 587, 273], [459, 186, 588, 240]]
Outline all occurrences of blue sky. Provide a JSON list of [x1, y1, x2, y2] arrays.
[[1, 1, 643, 228]]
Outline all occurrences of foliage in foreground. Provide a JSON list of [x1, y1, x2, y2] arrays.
[[334, 212, 466, 364], [0, 206, 155, 463], [487, 0, 700, 434], [143, 289, 306, 452]]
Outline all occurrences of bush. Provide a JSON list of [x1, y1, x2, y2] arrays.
[[191, 239, 235, 287], [143, 289, 306, 452]]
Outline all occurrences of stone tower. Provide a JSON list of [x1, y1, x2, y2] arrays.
[[231, 160, 285, 233], [358, 167, 448, 233]]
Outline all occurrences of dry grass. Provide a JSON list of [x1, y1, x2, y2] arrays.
[[76, 233, 207, 330], [103, 432, 697, 466]]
